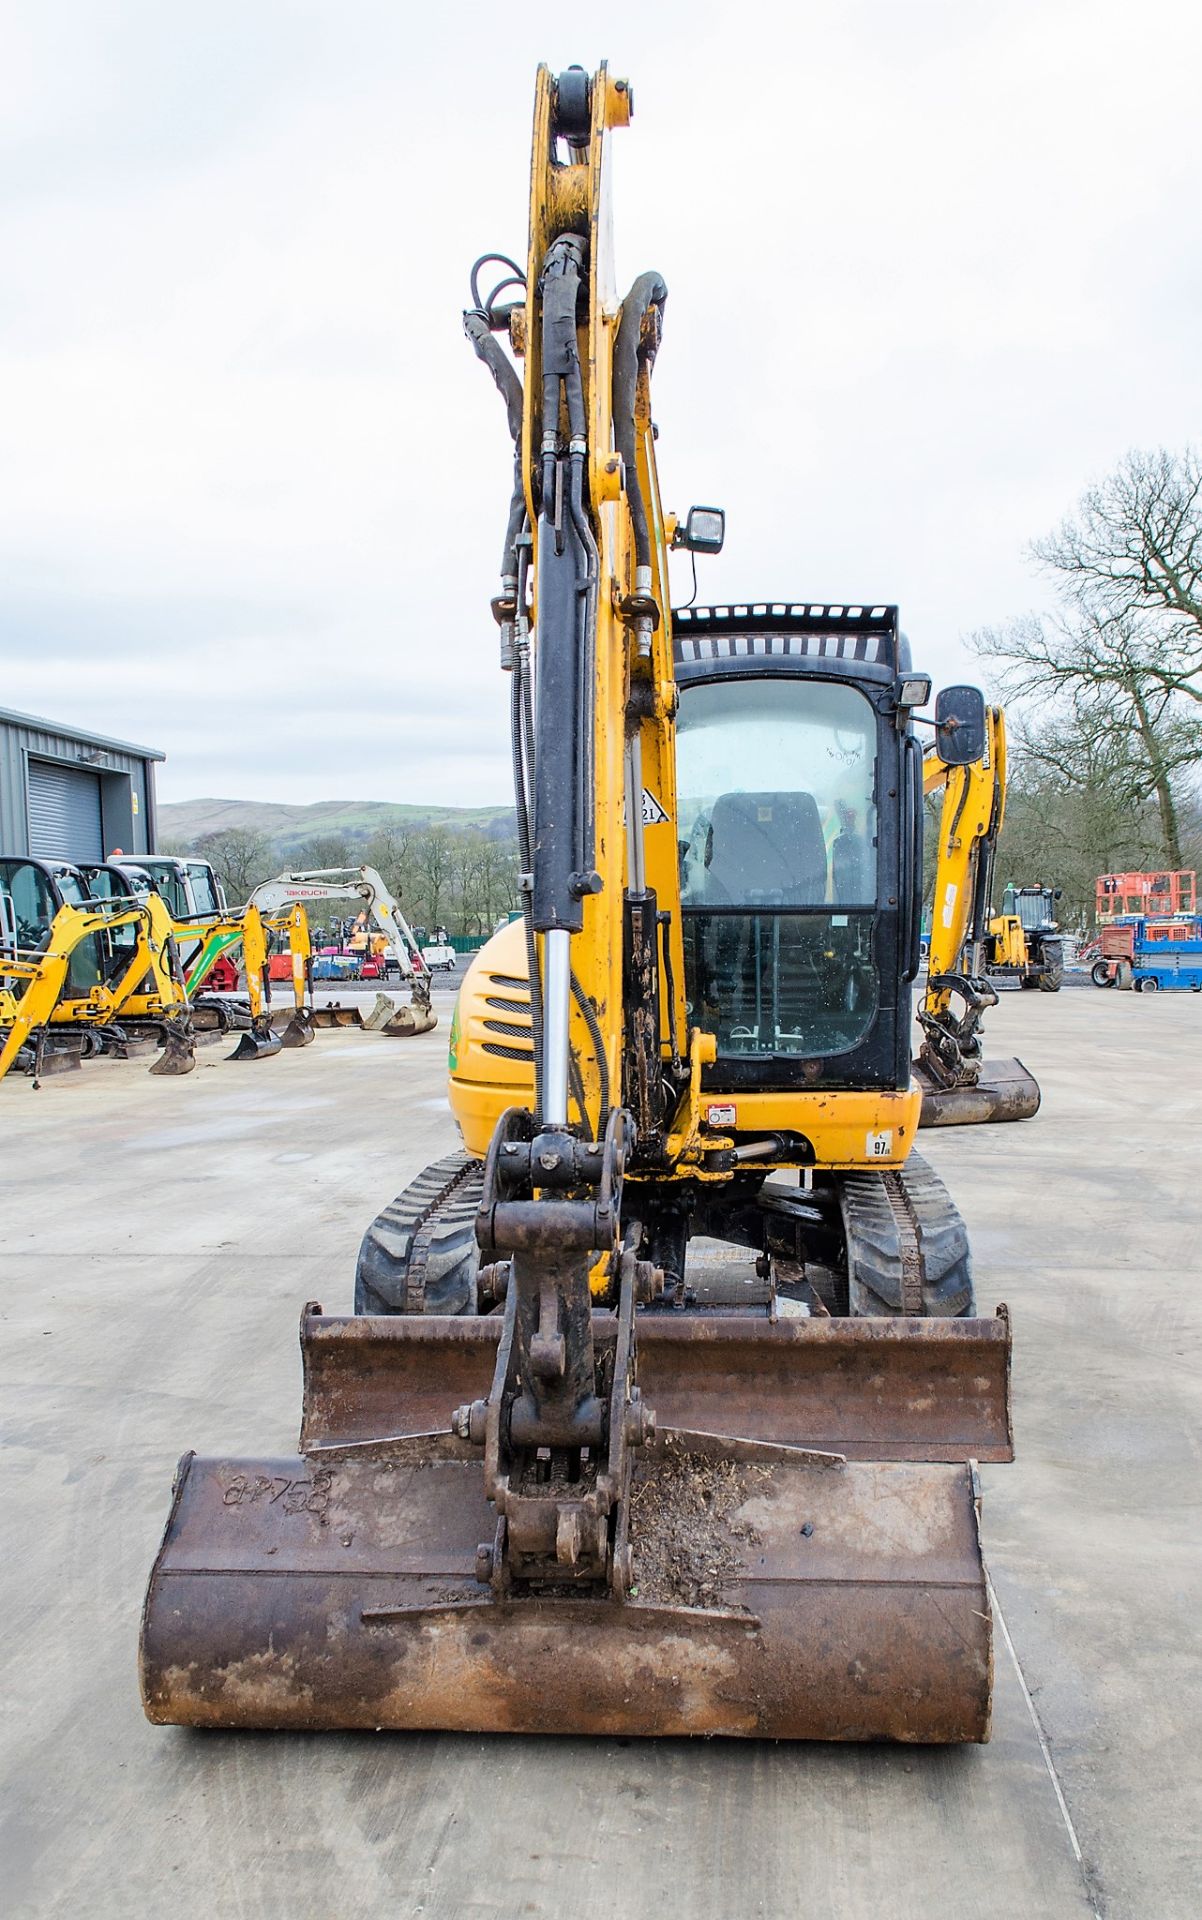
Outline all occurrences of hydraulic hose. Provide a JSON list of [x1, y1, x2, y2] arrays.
[[613, 272, 667, 567], [463, 308, 526, 583]]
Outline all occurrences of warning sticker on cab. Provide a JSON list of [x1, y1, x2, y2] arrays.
[[641, 787, 669, 825], [865, 1130, 894, 1159]]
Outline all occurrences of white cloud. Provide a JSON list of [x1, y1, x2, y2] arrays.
[[2, 1, 1200, 804]]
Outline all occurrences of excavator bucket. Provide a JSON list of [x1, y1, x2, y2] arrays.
[[148, 1020, 197, 1077], [228, 1021, 283, 1061], [140, 1304, 1011, 1742], [310, 1001, 364, 1030], [361, 991, 438, 1036], [280, 1009, 316, 1048], [916, 1057, 1041, 1128]]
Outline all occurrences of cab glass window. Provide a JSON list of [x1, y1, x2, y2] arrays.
[[677, 677, 877, 907], [675, 677, 880, 1060], [187, 864, 221, 915], [1, 861, 56, 948]]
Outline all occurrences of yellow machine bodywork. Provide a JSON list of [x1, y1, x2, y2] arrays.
[[0, 894, 191, 1082], [449, 920, 922, 1168], [987, 912, 1029, 969], [922, 705, 1006, 1000]]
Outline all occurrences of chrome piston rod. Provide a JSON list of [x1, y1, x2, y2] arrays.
[[541, 928, 572, 1125]]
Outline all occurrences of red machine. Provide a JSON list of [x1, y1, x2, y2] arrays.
[[1096, 871, 1196, 920]]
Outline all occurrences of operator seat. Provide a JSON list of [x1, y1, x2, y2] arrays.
[[701, 791, 829, 906]]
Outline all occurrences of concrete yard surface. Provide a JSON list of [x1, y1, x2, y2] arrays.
[[1, 986, 1199, 1918]]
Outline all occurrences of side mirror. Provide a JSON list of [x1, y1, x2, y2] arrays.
[[934, 684, 987, 766], [672, 505, 725, 554]]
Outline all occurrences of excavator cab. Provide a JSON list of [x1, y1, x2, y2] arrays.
[[674, 606, 918, 1092], [0, 856, 109, 994]]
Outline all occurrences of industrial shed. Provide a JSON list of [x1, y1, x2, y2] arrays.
[[0, 708, 163, 864]]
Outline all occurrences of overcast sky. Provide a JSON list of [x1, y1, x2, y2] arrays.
[[3, 2, 1200, 806]]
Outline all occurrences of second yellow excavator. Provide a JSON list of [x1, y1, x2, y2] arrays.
[[141, 65, 1017, 1746], [915, 704, 1042, 1127]]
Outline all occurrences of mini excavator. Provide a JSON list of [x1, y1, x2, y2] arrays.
[[0, 891, 195, 1083], [241, 867, 435, 1043], [141, 66, 1015, 1744]]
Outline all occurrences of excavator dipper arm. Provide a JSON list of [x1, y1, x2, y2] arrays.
[[916, 705, 1040, 1125]]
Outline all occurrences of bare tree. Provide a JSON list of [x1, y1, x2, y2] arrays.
[[972, 609, 1202, 867], [291, 832, 358, 871], [996, 710, 1173, 926], [364, 824, 417, 905], [972, 451, 1202, 873], [453, 831, 519, 934], [410, 826, 457, 931], [193, 827, 275, 902], [1033, 447, 1202, 708]]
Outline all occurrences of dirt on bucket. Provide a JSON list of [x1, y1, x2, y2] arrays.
[[628, 1448, 767, 1609]]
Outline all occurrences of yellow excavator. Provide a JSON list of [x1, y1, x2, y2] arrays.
[[0, 891, 195, 1083], [915, 705, 1042, 1127], [141, 65, 1014, 1744], [0, 881, 313, 1079]]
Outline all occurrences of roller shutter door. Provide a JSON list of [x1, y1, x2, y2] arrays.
[[27, 759, 103, 862]]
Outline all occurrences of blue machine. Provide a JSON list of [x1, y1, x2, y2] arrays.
[[1131, 919, 1202, 992]]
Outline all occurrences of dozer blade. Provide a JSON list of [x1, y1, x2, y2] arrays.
[[916, 1056, 1041, 1128], [361, 992, 438, 1036], [310, 1002, 364, 1030], [228, 1024, 283, 1061], [297, 1306, 1014, 1463], [141, 1438, 991, 1741], [280, 1009, 316, 1048], [31, 1035, 85, 1077]]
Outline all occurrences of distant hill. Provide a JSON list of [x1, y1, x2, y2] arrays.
[[159, 796, 516, 852]]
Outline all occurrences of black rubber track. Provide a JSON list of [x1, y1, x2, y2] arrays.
[[354, 1152, 485, 1315], [838, 1152, 975, 1317]]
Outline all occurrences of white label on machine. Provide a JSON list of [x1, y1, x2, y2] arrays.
[[866, 1129, 894, 1159], [641, 787, 669, 825], [706, 1102, 737, 1128], [940, 882, 958, 928]]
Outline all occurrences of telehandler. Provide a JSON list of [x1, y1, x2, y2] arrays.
[[142, 65, 1014, 1744], [986, 885, 1063, 991]]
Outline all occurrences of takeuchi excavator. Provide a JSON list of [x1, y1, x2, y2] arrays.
[[141, 66, 1015, 1744], [239, 867, 436, 1044]]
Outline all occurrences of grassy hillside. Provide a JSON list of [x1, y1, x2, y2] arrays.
[[159, 795, 515, 849]]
